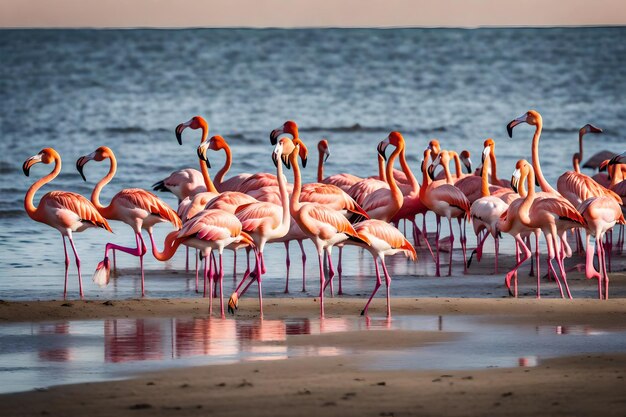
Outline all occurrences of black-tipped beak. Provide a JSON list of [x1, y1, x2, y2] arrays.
[[377, 142, 388, 161], [270, 129, 280, 145], [464, 158, 472, 174], [175, 123, 185, 145], [272, 152, 279, 168], [511, 178, 518, 193], [427, 164, 436, 180], [506, 116, 526, 138], [586, 124, 603, 134], [22, 160, 31, 177], [324, 151, 330, 163], [282, 154, 291, 170], [302, 156, 308, 168], [76, 157, 88, 181], [197, 147, 211, 168]]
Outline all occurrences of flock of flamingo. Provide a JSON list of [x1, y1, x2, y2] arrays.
[[22, 110, 625, 318]]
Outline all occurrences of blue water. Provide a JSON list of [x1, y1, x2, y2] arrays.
[[0, 28, 625, 300]]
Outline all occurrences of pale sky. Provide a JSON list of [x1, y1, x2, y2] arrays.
[[1, 0, 625, 28]]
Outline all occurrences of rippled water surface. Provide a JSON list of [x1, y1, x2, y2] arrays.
[[1, 28, 625, 299]]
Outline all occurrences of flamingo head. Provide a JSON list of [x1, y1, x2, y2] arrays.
[[23, 148, 58, 176], [270, 120, 298, 145], [273, 137, 296, 169], [197, 142, 211, 169], [581, 123, 603, 135], [428, 151, 448, 180], [479, 146, 491, 177], [511, 159, 531, 193], [507, 110, 541, 138], [460, 150, 472, 173], [293, 138, 309, 168], [377, 131, 404, 160], [318, 139, 330, 163], [428, 139, 441, 157], [76, 146, 112, 181], [175, 116, 207, 145], [598, 159, 610, 172]]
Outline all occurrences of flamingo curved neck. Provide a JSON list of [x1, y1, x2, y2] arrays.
[[531, 120, 558, 194], [519, 166, 536, 225], [441, 157, 454, 184], [24, 155, 62, 219], [386, 146, 404, 210], [289, 150, 303, 214], [450, 151, 462, 178], [317, 149, 324, 182], [214, 144, 232, 188], [91, 154, 117, 216], [276, 151, 290, 231], [573, 157, 581, 174], [150, 231, 183, 261], [489, 149, 500, 184], [419, 150, 432, 200], [377, 154, 386, 181], [399, 146, 419, 193], [578, 131, 584, 167]]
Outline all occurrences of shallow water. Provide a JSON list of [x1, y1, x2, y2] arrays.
[[1, 315, 624, 394], [1, 27, 625, 300]]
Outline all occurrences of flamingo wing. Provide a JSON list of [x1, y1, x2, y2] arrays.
[[354, 219, 416, 260], [535, 198, 586, 226], [302, 204, 370, 244], [178, 209, 242, 240], [430, 184, 471, 214], [44, 191, 112, 231], [322, 173, 362, 192], [235, 202, 281, 231], [301, 183, 369, 219], [113, 188, 182, 228], [205, 191, 258, 213]]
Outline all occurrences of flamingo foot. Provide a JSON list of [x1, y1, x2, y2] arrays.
[[228, 292, 239, 315], [93, 257, 111, 287]]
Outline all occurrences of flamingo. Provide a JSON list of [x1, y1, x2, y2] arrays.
[[275, 137, 371, 318], [226, 139, 292, 317], [23, 148, 112, 299], [504, 160, 586, 298], [152, 168, 206, 203], [422, 149, 471, 276], [150, 211, 255, 316], [434, 150, 472, 181], [317, 139, 362, 192], [468, 146, 509, 273], [76, 146, 182, 297], [343, 219, 416, 316], [578, 196, 624, 299]]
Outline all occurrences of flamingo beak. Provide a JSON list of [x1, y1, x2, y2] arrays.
[[22, 154, 42, 177], [197, 143, 211, 168], [511, 168, 521, 193], [377, 138, 390, 161], [270, 127, 284, 145], [507, 114, 527, 138], [464, 157, 473, 174], [427, 163, 436, 180], [481, 146, 490, 163], [75, 152, 96, 181], [324, 149, 330, 163], [175, 121, 191, 145], [302, 156, 308, 168], [585, 124, 603, 134]]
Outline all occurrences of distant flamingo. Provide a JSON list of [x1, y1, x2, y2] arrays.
[[503, 160, 586, 298], [76, 146, 182, 297], [226, 139, 292, 317], [317, 139, 362, 192], [23, 148, 112, 299], [468, 146, 509, 273], [422, 149, 471, 276], [343, 219, 416, 316], [277, 137, 371, 318], [578, 196, 624, 299]]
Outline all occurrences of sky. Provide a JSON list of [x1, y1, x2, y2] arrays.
[[1, 0, 625, 28]]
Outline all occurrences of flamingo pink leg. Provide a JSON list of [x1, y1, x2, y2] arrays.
[[256, 251, 264, 317], [533, 233, 540, 297], [447, 217, 454, 276], [298, 240, 307, 292], [208, 252, 214, 314], [219, 253, 225, 317], [435, 215, 441, 277], [203, 256, 208, 298], [457, 218, 467, 273], [337, 247, 343, 295], [318, 252, 326, 318], [556, 237, 573, 299], [323, 251, 335, 296], [284, 242, 290, 293], [381, 259, 392, 317], [505, 235, 531, 297], [361, 258, 382, 316], [211, 252, 218, 298], [62, 236, 70, 299], [420, 215, 436, 263], [185, 246, 189, 272], [195, 251, 199, 293], [584, 235, 601, 298], [494, 235, 500, 274], [67, 235, 84, 299], [599, 238, 609, 299]]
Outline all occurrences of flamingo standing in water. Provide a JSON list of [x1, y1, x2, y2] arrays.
[[422, 149, 471, 276], [504, 160, 586, 298], [276, 137, 371, 318], [23, 148, 112, 299], [343, 219, 416, 317], [468, 146, 509, 273], [76, 146, 182, 297], [226, 139, 292, 317]]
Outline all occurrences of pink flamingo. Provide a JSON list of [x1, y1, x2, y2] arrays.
[[343, 219, 416, 316], [226, 139, 292, 317], [468, 146, 509, 273], [504, 160, 586, 298], [278, 137, 371, 318], [152, 168, 206, 203], [578, 196, 624, 299], [422, 149, 471, 276], [317, 139, 362, 192], [23, 148, 112, 299], [76, 146, 182, 297]]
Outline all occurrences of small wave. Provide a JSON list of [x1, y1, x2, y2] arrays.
[[542, 127, 580, 134], [104, 126, 148, 135]]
